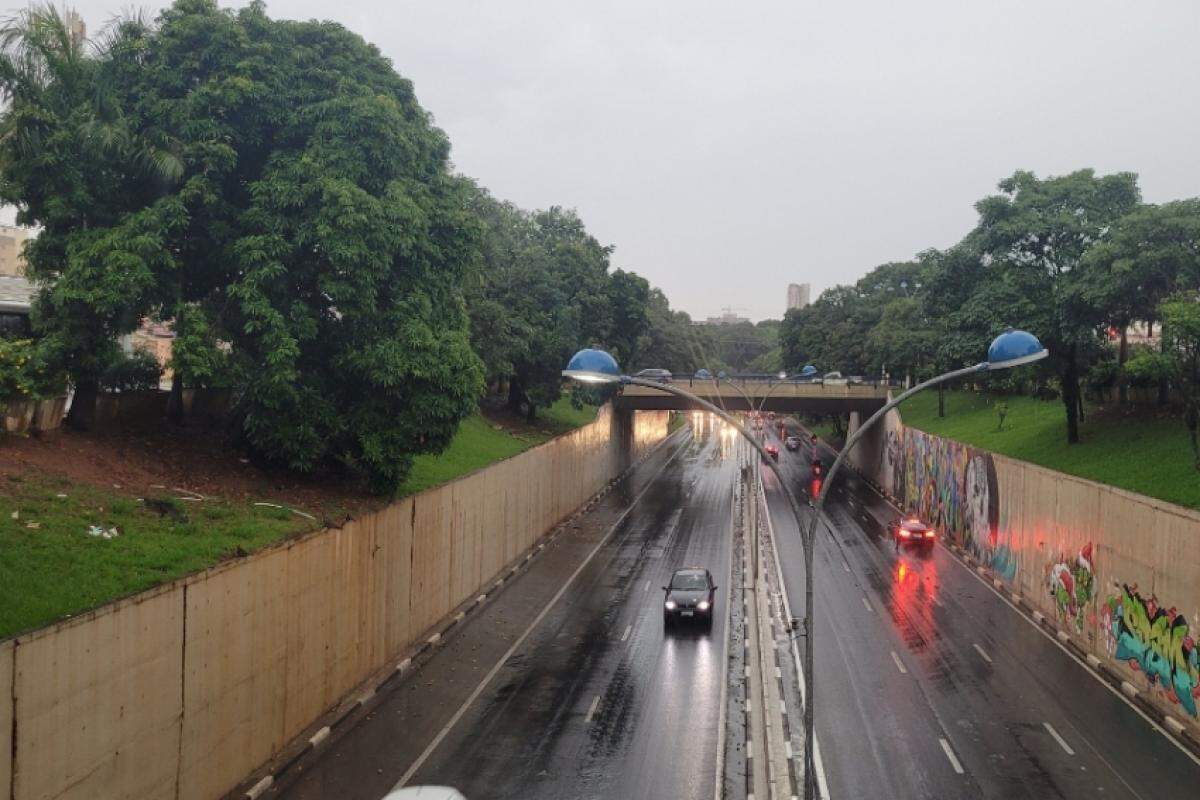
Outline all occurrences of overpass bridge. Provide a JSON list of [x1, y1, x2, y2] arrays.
[[613, 378, 891, 415]]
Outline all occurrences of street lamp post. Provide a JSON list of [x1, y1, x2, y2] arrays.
[[798, 328, 1047, 799]]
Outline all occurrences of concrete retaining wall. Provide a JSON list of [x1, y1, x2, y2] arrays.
[[2, 406, 669, 800], [863, 410, 1200, 737]]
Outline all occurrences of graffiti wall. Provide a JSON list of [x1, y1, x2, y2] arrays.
[[868, 411, 1200, 733]]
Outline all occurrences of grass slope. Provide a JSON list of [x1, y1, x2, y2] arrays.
[[899, 391, 1200, 510], [1, 397, 598, 638]]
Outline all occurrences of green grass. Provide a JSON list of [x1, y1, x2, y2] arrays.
[[1, 396, 598, 639], [398, 396, 597, 496], [0, 475, 308, 638], [900, 391, 1200, 510]]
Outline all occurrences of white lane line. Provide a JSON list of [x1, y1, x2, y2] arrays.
[[1043, 722, 1075, 755], [890, 650, 908, 674], [939, 737, 965, 774], [973, 643, 993, 663], [620, 624, 631, 642], [861, 596, 873, 613], [842, 560, 851, 573], [644, 579, 651, 592], [391, 442, 685, 790], [586, 694, 602, 723]]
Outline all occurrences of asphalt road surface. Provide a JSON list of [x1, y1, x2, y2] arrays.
[[279, 423, 738, 800], [762, 423, 1200, 800]]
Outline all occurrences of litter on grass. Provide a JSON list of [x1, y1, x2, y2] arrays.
[[87, 525, 121, 539]]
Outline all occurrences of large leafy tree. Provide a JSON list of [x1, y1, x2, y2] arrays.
[[971, 169, 1140, 443], [1082, 200, 1200, 404], [2, 1, 485, 492], [1160, 292, 1200, 468]]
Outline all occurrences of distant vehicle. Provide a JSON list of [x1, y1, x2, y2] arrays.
[[633, 368, 672, 383], [785, 435, 802, 451], [663, 567, 717, 629], [384, 788, 468, 800], [767, 411, 775, 421], [694, 368, 713, 379], [810, 458, 823, 477], [764, 443, 780, 460], [891, 516, 936, 547], [822, 371, 846, 384]]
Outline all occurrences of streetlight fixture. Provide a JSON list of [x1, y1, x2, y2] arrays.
[[799, 327, 1046, 799]]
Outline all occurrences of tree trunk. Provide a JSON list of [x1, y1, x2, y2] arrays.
[[1187, 404, 1200, 470], [67, 378, 98, 431], [1159, 332, 1170, 406], [1117, 325, 1129, 406], [507, 376, 524, 413], [1078, 386, 1085, 423], [1062, 347, 1081, 444], [166, 372, 185, 425], [937, 382, 945, 418]]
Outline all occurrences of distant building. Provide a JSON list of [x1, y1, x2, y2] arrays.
[[0, 225, 34, 277], [787, 282, 810, 311], [0, 274, 34, 338], [699, 307, 752, 326]]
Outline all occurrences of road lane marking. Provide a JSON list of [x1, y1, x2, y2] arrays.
[[842, 560, 850, 573], [939, 737, 965, 774], [890, 650, 908, 674], [973, 643, 993, 663], [644, 580, 651, 592], [391, 441, 686, 790], [861, 596, 873, 613], [620, 624, 631, 642], [586, 694, 601, 723], [1043, 722, 1075, 755]]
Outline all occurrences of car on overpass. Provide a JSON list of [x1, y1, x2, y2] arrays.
[[633, 368, 672, 383], [663, 567, 717, 630], [784, 435, 802, 451], [763, 443, 779, 460]]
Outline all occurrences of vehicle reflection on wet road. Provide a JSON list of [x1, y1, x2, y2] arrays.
[[762, 424, 1200, 800]]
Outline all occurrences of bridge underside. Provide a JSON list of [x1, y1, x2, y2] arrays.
[[613, 382, 889, 416]]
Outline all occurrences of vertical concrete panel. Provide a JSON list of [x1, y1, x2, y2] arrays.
[[14, 588, 183, 800], [282, 532, 336, 740], [0, 639, 10, 800], [179, 549, 289, 800]]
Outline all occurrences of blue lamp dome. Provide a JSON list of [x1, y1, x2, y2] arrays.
[[563, 348, 621, 383], [695, 368, 713, 379], [800, 365, 817, 377], [987, 329, 1048, 370]]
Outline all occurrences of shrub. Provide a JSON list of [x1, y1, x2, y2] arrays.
[[1124, 351, 1174, 389], [0, 338, 37, 402], [100, 349, 162, 393]]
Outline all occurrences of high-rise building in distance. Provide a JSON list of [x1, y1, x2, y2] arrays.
[[787, 282, 810, 311]]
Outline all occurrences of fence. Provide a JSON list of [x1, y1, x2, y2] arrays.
[[864, 409, 1200, 736], [0, 406, 669, 800]]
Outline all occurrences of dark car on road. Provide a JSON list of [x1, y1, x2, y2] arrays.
[[891, 515, 936, 547], [784, 435, 802, 451], [663, 567, 717, 630], [633, 368, 672, 383]]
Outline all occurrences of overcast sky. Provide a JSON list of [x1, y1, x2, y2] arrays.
[[46, 0, 1200, 320]]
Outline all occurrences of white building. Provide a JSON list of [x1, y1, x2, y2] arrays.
[[787, 282, 810, 311]]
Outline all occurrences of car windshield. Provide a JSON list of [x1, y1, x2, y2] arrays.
[[670, 572, 708, 590]]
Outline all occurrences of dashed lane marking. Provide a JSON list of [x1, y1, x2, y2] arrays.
[[973, 643, 993, 664], [939, 737, 965, 774], [861, 596, 873, 613], [621, 624, 631, 643], [891, 650, 908, 674], [586, 695, 601, 723], [1043, 722, 1076, 755]]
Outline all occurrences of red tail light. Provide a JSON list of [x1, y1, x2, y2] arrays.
[[925, 531, 935, 538], [899, 529, 911, 538]]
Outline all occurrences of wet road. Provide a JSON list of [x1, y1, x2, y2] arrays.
[[279, 424, 738, 800], [762, 424, 1200, 800]]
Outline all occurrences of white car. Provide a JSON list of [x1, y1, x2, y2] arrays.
[[384, 788, 468, 800], [822, 371, 847, 385]]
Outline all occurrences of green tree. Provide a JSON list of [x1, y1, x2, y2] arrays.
[[1082, 200, 1200, 404], [1160, 292, 1200, 468], [972, 169, 1141, 443]]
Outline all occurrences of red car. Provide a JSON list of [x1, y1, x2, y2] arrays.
[[764, 444, 780, 460], [892, 516, 936, 546]]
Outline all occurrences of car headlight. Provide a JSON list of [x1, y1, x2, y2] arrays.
[[698, 601, 710, 611], [664, 600, 677, 610]]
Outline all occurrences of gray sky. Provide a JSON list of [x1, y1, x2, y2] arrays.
[[46, 0, 1200, 320]]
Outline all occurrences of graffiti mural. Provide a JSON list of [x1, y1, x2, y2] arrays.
[[895, 428, 1015, 583], [1046, 543, 1095, 633], [1102, 585, 1200, 717]]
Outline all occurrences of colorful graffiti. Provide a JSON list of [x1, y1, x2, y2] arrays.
[[889, 428, 1015, 582], [1047, 543, 1095, 633], [1103, 585, 1200, 717]]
